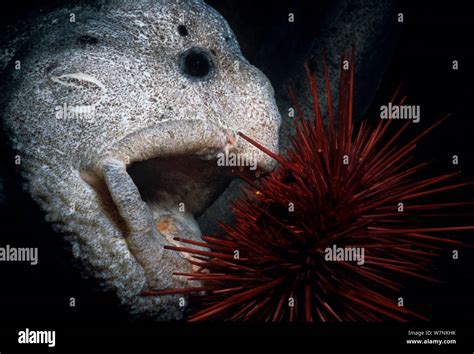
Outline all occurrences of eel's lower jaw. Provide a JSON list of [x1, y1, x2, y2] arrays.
[[94, 152, 267, 292], [96, 157, 191, 291]]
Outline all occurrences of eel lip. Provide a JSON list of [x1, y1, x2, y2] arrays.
[[90, 119, 276, 175], [84, 120, 222, 170]]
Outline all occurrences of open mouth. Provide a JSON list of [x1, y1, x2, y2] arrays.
[[80, 120, 268, 291], [127, 154, 234, 218]]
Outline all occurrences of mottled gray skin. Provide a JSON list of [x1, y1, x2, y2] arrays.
[[1, 0, 280, 319]]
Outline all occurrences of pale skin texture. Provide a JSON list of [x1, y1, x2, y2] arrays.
[[1, 0, 281, 319]]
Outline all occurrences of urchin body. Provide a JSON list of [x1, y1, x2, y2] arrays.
[[1, 0, 280, 319]]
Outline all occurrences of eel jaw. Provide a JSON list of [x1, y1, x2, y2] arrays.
[[80, 121, 269, 292]]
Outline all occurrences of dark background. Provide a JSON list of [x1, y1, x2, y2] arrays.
[[0, 0, 473, 352]]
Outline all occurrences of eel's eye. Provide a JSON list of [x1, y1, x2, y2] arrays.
[[179, 47, 214, 80]]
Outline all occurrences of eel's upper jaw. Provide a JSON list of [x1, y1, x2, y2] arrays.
[[104, 124, 269, 214]]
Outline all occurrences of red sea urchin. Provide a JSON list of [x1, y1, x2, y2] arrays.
[[143, 50, 474, 321]]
